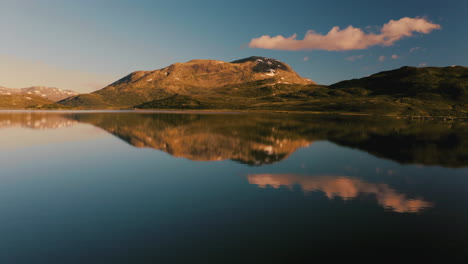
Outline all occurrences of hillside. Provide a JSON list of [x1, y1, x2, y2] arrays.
[[326, 66, 468, 116], [58, 56, 315, 108], [0, 94, 53, 109], [330, 66, 467, 100]]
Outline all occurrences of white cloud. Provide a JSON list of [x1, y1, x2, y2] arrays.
[[249, 17, 441, 51], [409, 47, 421, 53], [346, 55, 364, 61]]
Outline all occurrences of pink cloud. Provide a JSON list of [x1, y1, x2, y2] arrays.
[[379, 56, 386, 62], [249, 17, 440, 51], [391, 54, 399, 59], [303, 56, 309, 61], [419, 62, 428, 67]]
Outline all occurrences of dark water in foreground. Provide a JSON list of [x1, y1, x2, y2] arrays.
[[0, 111, 467, 263]]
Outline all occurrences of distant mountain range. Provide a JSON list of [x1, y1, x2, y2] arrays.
[[0, 86, 78, 101], [6, 56, 468, 116], [0, 86, 78, 109]]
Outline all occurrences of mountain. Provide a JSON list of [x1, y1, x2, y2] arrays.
[[53, 58, 467, 116], [58, 56, 315, 108], [20, 86, 79, 101], [0, 86, 79, 101]]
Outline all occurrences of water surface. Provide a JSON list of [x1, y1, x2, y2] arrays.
[[0, 111, 467, 262]]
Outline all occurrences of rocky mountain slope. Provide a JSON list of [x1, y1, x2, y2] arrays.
[[0, 86, 78, 101], [58, 56, 315, 108]]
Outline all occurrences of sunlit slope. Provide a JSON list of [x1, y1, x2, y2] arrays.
[[0, 94, 53, 109], [58, 56, 314, 108]]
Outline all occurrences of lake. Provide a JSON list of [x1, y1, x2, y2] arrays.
[[0, 111, 467, 263]]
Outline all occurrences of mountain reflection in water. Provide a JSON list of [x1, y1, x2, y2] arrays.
[[0, 112, 466, 167], [0, 112, 77, 129], [65, 112, 468, 167], [0, 111, 467, 262], [248, 174, 432, 213]]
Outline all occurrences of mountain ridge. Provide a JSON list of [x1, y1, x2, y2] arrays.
[[27, 57, 468, 117]]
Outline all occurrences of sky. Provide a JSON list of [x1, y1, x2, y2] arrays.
[[0, 0, 466, 92]]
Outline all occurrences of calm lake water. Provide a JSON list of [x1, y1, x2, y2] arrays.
[[0, 111, 467, 263]]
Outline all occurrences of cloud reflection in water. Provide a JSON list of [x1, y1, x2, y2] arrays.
[[248, 174, 432, 213]]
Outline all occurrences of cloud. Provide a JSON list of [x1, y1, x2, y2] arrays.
[[379, 54, 398, 62], [0, 54, 117, 93], [409, 47, 421, 53], [346, 55, 364, 61], [303, 56, 309, 61], [249, 17, 441, 51], [419, 62, 428, 67]]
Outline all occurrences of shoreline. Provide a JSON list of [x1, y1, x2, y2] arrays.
[[0, 108, 466, 119]]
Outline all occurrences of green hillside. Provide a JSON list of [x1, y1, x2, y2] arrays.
[[0, 94, 53, 109]]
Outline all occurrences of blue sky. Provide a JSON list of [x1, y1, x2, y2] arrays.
[[0, 0, 466, 92]]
